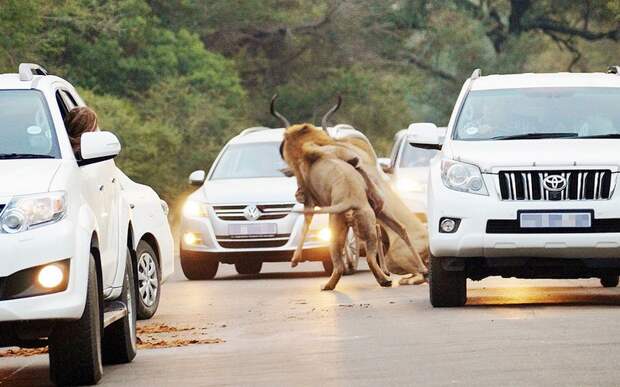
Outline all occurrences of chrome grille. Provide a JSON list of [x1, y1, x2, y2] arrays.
[[498, 170, 614, 201], [216, 234, 291, 249], [213, 203, 295, 221]]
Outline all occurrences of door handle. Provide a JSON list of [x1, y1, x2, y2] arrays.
[[99, 185, 105, 191], [112, 178, 116, 183]]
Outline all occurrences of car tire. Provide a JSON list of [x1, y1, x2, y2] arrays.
[[102, 249, 138, 364], [235, 261, 263, 275], [135, 241, 161, 320], [49, 253, 103, 386], [181, 254, 219, 280], [322, 258, 334, 276], [600, 275, 619, 288], [343, 228, 360, 275], [429, 255, 467, 307]]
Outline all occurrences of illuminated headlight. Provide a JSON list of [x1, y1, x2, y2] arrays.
[[318, 228, 331, 242], [0, 191, 66, 233], [38, 264, 65, 289], [183, 232, 203, 246], [441, 159, 488, 195], [183, 200, 209, 217], [395, 178, 425, 193]]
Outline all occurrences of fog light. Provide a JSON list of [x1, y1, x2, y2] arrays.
[[318, 228, 331, 242], [183, 232, 202, 246], [38, 264, 64, 289], [439, 218, 460, 233]]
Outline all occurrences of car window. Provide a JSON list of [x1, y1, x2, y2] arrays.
[[0, 90, 60, 158], [454, 87, 620, 140], [399, 143, 438, 168], [390, 134, 405, 168], [210, 142, 288, 180]]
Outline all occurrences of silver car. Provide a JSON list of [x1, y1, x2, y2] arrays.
[[180, 127, 332, 279]]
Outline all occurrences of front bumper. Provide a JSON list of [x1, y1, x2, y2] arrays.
[[428, 172, 620, 259], [181, 210, 330, 260], [0, 219, 90, 322]]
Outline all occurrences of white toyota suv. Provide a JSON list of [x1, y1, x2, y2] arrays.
[[420, 66, 620, 307], [0, 64, 174, 384], [180, 127, 334, 279]]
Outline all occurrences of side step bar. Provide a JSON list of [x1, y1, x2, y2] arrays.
[[103, 301, 127, 328]]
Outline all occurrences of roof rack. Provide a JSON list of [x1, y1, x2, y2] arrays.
[[239, 126, 270, 136], [19, 63, 48, 81], [470, 68, 481, 79], [608, 66, 620, 75]]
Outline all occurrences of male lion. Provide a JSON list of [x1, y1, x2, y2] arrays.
[[271, 95, 429, 287]]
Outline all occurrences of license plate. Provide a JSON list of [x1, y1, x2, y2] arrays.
[[519, 212, 592, 228], [228, 223, 277, 238]]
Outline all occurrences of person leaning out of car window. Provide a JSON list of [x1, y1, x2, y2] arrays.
[[64, 106, 98, 160]]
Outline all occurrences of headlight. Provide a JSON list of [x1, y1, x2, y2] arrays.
[[441, 159, 488, 195], [183, 200, 209, 217], [395, 178, 425, 193], [0, 191, 66, 233]]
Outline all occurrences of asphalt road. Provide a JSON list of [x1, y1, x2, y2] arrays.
[[2, 259, 620, 387]]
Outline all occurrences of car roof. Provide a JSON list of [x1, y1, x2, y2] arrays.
[[471, 72, 620, 91], [228, 124, 367, 145], [0, 73, 73, 91]]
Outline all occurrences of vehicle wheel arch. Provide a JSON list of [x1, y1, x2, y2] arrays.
[[137, 232, 161, 265]]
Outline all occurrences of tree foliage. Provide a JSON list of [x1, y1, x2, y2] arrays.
[[1, 0, 618, 204]]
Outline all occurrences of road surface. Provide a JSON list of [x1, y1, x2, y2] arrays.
[[2, 260, 620, 386]]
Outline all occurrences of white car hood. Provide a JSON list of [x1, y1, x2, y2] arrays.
[[446, 139, 619, 171], [200, 177, 297, 204], [0, 160, 61, 197]]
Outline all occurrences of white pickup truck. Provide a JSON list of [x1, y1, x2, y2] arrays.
[[0, 64, 174, 385]]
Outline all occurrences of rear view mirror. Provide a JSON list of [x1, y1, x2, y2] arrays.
[[189, 170, 206, 186], [79, 131, 121, 166], [407, 123, 446, 150]]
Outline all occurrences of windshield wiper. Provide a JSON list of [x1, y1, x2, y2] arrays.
[[0, 153, 55, 159], [490, 132, 579, 140], [578, 134, 620, 139]]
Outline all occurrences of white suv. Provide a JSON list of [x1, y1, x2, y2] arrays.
[[180, 127, 334, 279], [421, 67, 620, 307], [0, 64, 174, 384]]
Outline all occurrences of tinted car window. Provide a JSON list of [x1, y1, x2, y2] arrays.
[[399, 143, 438, 168], [210, 142, 288, 180], [454, 87, 620, 140], [0, 90, 60, 158]]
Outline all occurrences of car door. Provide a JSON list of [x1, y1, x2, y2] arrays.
[[55, 88, 120, 288]]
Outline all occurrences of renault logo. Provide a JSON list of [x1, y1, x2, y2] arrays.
[[243, 205, 262, 221], [543, 175, 567, 192]]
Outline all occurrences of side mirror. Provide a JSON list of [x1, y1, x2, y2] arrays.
[[407, 123, 446, 150], [189, 170, 206, 186], [378, 157, 393, 174], [78, 131, 121, 167]]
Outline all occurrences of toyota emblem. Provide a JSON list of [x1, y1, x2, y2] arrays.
[[243, 205, 262, 221], [543, 175, 567, 192]]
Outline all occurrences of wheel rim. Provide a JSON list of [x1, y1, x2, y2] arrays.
[[344, 228, 360, 270], [137, 252, 158, 307]]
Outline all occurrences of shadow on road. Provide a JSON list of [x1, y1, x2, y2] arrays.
[[213, 269, 371, 281], [466, 286, 620, 307]]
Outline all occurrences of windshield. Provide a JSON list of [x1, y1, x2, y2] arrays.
[[399, 143, 438, 168], [454, 87, 620, 141], [210, 142, 288, 180], [0, 90, 60, 158]]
